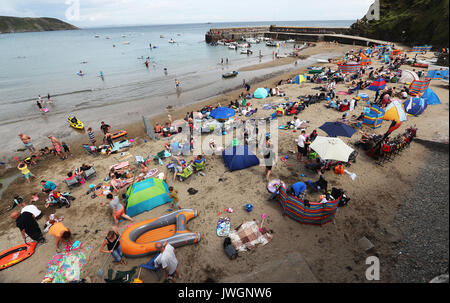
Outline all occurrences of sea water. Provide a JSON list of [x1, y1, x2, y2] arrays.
[[0, 20, 353, 160]]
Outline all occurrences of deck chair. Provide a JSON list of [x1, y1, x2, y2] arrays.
[[82, 144, 98, 156], [181, 143, 191, 156], [64, 177, 80, 189], [193, 159, 206, 172], [83, 167, 97, 180]]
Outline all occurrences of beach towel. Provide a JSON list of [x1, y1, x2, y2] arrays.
[[262, 104, 273, 110], [228, 221, 273, 252], [337, 91, 351, 95], [217, 217, 231, 237], [42, 246, 91, 283]]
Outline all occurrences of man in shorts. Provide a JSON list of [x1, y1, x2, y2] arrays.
[[155, 242, 181, 282], [107, 194, 134, 227], [10, 211, 46, 244], [297, 130, 307, 162], [18, 133, 37, 155]]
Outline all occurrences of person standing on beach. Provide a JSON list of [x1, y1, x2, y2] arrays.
[[175, 79, 180, 88], [297, 130, 307, 162], [107, 194, 134, 227], [10, 211, 46, 245], [18, 133, 37, 155], [226, 58, 229, 64], [104, 132, 114, 148], [100, 121, 111, 135], [17, 162, 35, 183], [47, 93, 53, 104], [48, 136, 66, 159], [87, 127, 96, 145], [221, 58, 223, 65]]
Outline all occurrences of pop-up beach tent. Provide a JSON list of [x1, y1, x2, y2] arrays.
[[383, 100, 407, 123], [399, 70, 419, 84], [403, 97, 427, 116], [421, 88, 441, 105], [426, 69, 449, 80], [254, 87, 269, 99], [222, 145, 260, 171], [125, 178, 172, 217]]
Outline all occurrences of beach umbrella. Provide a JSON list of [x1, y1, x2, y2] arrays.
[[383, 99, 407, 123], [309, 136, 355, 162], [254, 87, 269, 99], [209, 107, 236, 119], [403, 97, 427, 116], [318, 122, 357, 138], [367, 77, 386, 91]]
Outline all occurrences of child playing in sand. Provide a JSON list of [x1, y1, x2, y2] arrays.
[[168, 186, 181, 210], [17, 162, 34, 183], [62, 142, 72, 156], [87, 127, 96, 145]]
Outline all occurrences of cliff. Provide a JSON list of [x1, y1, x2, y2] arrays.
[[348, 0, 449, 48], [0, 16, 78, 34]]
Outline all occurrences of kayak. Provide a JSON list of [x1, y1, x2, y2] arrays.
[[68, 117, 84, 130], [0, 242, 37, 271], [111, 130, 128, 140], [222, 71, 238, 78]]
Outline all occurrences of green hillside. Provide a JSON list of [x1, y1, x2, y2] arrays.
[[349, 0, 449, 48], [0, 16, 78, 33]]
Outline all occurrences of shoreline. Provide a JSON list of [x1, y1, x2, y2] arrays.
[[0, 42, 351, 174]]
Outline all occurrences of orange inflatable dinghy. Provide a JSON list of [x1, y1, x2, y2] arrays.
[[0, 242, 37, 270], [111, 130, 128, 140], [121, 209, 202, 258]]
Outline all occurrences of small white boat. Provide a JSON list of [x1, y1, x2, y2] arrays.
[[94, 35, 100, 38], [286, 39, 295, 43], [122, 41, 130, 45], [238, 43, 249, 48], [169, 39, 176, 43], [228, 45, 236, 50], [240, 49, 253, 55], [122, 34, 126, 37], [105, 36, 110, 39], [317, 59, 329, 63]]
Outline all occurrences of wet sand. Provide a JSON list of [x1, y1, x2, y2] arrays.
[[0, 45, 448, 283]]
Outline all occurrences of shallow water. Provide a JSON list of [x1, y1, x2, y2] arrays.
[[0, 20, 352, 161]]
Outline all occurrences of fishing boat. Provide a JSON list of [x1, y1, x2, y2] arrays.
[[222, 71, 239, 78]]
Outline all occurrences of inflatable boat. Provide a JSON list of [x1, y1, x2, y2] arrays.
[[111, 130, 128, 140], [0, 242, 37, 270], [68, 116, 84, 130], [121, 209, 202, 258], [222, 71, 238, 78]]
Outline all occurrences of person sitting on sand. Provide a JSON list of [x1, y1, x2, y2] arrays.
[[107, 193, 134, 227], [346, 112, 365, 127], [154, 123, 163, 134], [287, 181, 307, 200], [6, 196, 23, 211], [41, 180, 57, 193], [154, 242, 181, 283], [100, 227, 126, 265]]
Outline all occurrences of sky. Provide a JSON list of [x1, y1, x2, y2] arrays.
[[0, 0, 375, 27]]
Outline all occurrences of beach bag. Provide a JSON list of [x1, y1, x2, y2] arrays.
[[223, 237, 238, 260], [334, 164, 345, 175]]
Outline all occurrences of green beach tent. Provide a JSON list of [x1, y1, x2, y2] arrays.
[[125, 178, 172, 217]]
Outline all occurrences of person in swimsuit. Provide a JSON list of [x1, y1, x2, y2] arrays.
[[18, 133, 37, 155], [48, 136, 66, 159]]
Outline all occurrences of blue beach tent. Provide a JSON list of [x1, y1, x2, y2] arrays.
[[254, 87, 269, 99], [222, 145, 260, 171], [210, 107, 236, 119], [403, 97, 427, 116], [421, 88, 441, 105]]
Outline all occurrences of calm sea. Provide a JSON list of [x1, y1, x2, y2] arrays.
[[0, 20, 353, 161]]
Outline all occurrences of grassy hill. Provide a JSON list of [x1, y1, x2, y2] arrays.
[[349, 0, 449, 48], [0, 16, 78, 33]]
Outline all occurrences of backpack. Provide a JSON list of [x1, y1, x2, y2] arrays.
[[223, 237, 238, 260], [334, 164, 345, 175]]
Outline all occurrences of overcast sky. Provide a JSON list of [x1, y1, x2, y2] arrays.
[[1, 0, 374, 27]]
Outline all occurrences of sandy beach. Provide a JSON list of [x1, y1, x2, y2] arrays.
[[0, 42, 448, 283]]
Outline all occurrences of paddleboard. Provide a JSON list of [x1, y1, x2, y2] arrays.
[[0, 242, 37, 270]]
